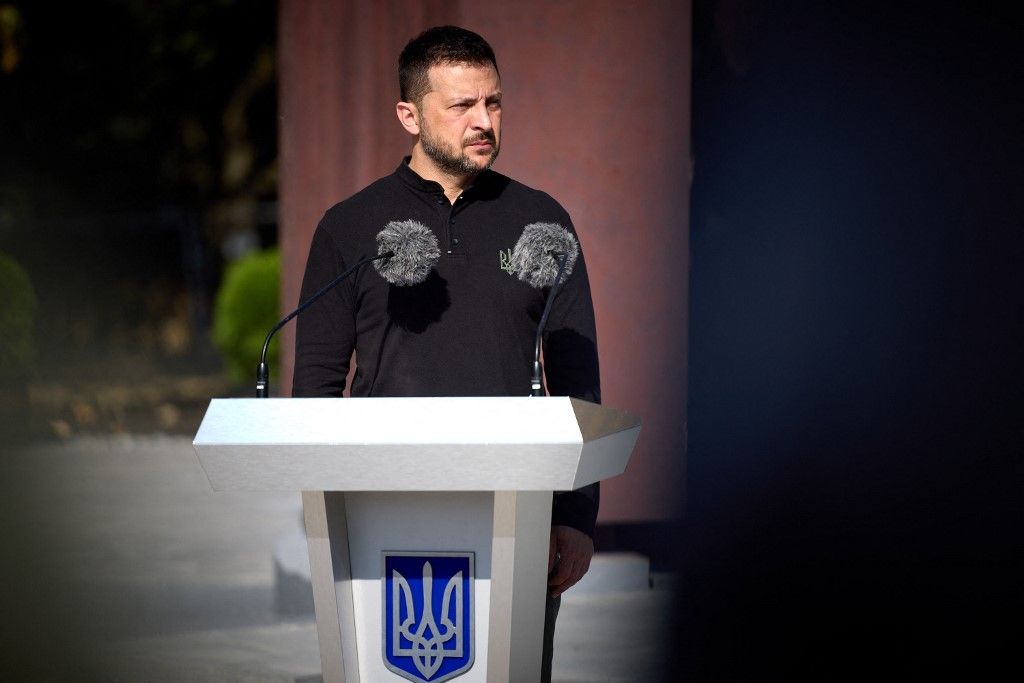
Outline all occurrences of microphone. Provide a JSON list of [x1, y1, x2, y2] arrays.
[[509, 222, 579, 288], [509, 222, 580, 396], [374, 219, 442, 285], [256, 220, 440, 397]]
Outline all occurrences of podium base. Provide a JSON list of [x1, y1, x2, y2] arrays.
[[302, 490, 552, 683]]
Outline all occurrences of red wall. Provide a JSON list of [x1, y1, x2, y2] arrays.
[[279, 0, 690, 522]]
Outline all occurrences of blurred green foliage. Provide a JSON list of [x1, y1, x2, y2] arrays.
[[0, 251, 36, 382], [212, 249, 279, 385]]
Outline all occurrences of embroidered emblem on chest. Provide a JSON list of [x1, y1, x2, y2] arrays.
[[499, 247, 515, 275]]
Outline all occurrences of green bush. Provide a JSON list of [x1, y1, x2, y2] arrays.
[[212, 248, 280, 385], [0, 251, 36, 383]]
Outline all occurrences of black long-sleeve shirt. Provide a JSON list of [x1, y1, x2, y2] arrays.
[[293, 159, 601, 536]]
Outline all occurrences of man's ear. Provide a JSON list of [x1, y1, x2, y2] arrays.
[[396, 101, 420, 135]]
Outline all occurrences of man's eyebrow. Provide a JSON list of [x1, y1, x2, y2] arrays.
[[447, 91, 502, 105]]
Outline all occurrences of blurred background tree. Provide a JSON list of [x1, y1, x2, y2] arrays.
[[212, 247, 280, 385], [0, 1, 279, 434]]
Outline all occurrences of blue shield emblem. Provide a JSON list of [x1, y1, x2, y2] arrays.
[[383, 552, 475, 682]]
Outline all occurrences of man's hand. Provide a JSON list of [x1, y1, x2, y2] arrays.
[[547, 525, 594, 598]]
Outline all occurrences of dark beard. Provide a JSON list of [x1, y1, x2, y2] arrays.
[[421, 130, 499, 176]]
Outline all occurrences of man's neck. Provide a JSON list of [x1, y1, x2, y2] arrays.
[[408, 148, 476, 204]]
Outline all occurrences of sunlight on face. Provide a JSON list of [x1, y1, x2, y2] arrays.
[[417, 63, 502, 176]]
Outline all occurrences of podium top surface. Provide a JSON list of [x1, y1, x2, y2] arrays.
[[193, 396, 640, 492]]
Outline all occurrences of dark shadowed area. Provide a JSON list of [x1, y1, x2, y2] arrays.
[[682, 1, 1021, 678]]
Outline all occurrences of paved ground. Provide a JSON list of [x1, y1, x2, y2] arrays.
[[1, 435, 674, 681]]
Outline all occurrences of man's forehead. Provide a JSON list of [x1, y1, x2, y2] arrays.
[[426, 62, 501, 97]]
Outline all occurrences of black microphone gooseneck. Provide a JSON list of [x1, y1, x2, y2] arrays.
[[256, 251, 393, 397], [509, 221, 579, 397], [530, 251, 570, 397]]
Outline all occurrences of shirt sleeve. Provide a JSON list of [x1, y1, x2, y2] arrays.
[[292, 219, 356, 398], [542, 221, 602, 538]]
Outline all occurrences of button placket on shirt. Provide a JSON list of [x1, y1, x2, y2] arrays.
[[445, 193, 467, 254]]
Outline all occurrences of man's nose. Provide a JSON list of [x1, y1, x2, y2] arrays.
[[470, 102, 492, 130]]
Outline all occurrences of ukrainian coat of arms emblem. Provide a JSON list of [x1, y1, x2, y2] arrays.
[[383, 552, 475, 682]]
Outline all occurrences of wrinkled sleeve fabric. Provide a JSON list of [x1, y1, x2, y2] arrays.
[[543, 216, 602, 539], [292, 217, 356, 398]]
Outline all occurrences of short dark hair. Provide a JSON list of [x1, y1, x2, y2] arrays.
[[399, 26, 499, 105]]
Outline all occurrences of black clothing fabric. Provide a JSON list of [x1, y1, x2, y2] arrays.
[[293, 159, 601, 536]]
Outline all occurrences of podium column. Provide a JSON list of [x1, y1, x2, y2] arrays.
[[303, 491, 359, 681], [487, 490, 552, 682]]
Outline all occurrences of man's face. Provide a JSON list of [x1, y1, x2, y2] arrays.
[[416, 62, 502, 176]]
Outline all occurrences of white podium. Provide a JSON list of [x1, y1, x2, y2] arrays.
[[193, 396, 639, 683]]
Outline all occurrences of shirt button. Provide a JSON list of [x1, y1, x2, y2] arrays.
[[449, 218, 455, 224], [452, 238, 460, 246], [436, 197, 445, 204]]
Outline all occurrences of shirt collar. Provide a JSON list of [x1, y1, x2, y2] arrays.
[[395, 156, 444, 194]]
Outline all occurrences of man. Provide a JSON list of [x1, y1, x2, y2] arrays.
[[293, 25, 600, 680]]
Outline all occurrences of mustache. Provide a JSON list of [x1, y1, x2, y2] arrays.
[[464, 132, 496, 145]]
